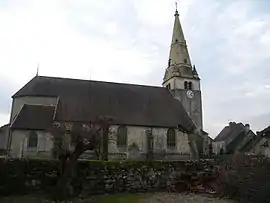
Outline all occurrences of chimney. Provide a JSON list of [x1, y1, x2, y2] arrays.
[[245, 124, 250, 133], [229, 122, 236, 127]]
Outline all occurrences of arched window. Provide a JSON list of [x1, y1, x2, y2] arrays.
[[117, 125, 127, 146], [184, 81, 188, 90], [28, 131, 38, 148], [188, 82, 193, 90], [184, 58, 187, 63], [167, 128, 176, 148], [166, 83, 171, 90]]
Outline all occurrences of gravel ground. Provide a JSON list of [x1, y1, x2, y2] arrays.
[[0, 193, 237, 203], [137, 193, 236, 203]]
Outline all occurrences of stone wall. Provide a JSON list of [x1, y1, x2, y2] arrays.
[[9, 130, 53, 158], [9, 124, 192, 160], [0, 159, 215, 197]]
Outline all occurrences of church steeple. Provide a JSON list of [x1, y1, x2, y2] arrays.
[[163, 6, 195, 83], [162, 6, 203, 131], [169, 7, 191, 66]]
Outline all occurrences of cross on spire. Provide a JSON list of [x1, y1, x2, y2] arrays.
[[36, 62, 39, 76], [175, 1, 179, 16]]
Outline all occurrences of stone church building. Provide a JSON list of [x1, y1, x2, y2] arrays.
[[6, 9, 208, 160]]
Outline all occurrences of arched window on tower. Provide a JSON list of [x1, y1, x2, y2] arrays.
[[184, 81, 188, 90], [117, 125, 127, 146], [166, 83, 171, 90], [184, 58, 187, 63], [28, 131, 38, 148], [188, 82, 193, 90], [167, 128, 176, 148]]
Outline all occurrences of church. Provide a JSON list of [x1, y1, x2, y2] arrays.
[[5, 8, 209, 160]]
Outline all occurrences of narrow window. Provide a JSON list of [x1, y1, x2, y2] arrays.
[[184, 58, 187, 63], [188, 82, 192, 90], [184, 81, 188, 90], [167, 128, 176, 148], [166, 83, 171, 90], [28, 131, 38, 148], [117, 125, 127, 146]]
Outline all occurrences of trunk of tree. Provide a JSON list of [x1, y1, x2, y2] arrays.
[[102, 126, 109, 161], [54, 145, 84, 201]]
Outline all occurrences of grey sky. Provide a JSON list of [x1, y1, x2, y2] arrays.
[[0, 0, 270, 137]]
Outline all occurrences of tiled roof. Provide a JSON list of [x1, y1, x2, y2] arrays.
[[12, 76, 196, 131], [11, 105, 55, 130]]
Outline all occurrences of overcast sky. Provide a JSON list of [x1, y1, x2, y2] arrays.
[[0, 0, 270, 137]]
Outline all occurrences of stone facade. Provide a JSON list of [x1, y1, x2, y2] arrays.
[[9, 130, 54, 158], [212, 141, 226, 155], [0, 124, 9, 155], [9, 124, 192, 160], [251, 137, 270, 157]]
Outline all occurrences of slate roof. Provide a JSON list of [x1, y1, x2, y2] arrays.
[[0, 124, 9, 132], [11, 105, 55, 130], [257, 126, 270, 137], [214, 122, 245, 142], [12, 76, 196, 131]]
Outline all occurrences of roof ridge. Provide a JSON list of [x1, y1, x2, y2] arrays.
[[36, 75, 163, 89]]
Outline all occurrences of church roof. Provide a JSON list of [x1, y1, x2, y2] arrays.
[[11, 104, 55, 130], [12, 76, 196, 131]]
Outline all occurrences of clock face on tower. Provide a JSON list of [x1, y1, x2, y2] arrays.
[[187, 90, 194, 98]]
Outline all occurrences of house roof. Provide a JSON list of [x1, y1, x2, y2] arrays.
[[214, 122, 245, 142], [257, 126, 270, 137], [11, 105, 55, 130], [0, 124, 9, 132], [12, 76, 196, 131]]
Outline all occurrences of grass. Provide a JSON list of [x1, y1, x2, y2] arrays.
[[89, 194, 144, 203]]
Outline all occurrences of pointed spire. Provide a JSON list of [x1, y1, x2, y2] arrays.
[[169, 3, 191, 67], [163, 5, 196, 83]]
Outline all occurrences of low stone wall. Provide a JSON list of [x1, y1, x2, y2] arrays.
[[2, 155, 270, 202], [0, 158, 215, 197]]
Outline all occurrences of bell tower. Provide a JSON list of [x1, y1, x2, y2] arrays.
[[163, 7, 203, 130]]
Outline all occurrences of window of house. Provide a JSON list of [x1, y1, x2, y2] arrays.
[[117, 125, 127, 146], [167, 128, 176, 148], [28, 131, 38, 148]]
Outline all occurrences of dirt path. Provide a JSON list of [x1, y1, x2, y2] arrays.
[[0, 193, 237, 203]]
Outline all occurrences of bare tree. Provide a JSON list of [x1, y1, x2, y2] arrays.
[[48, 116, 113, 200]]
